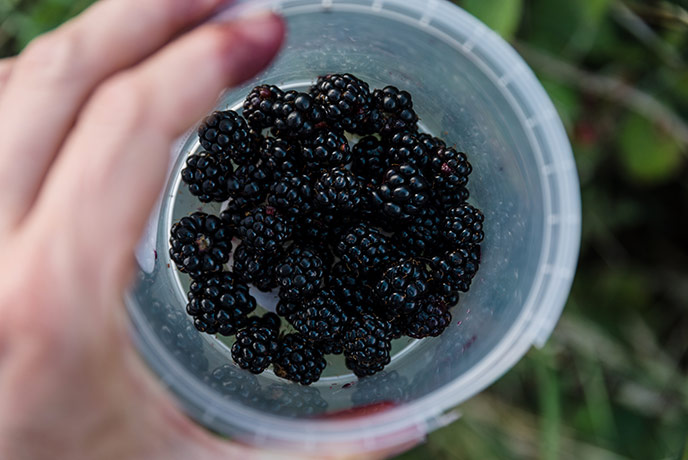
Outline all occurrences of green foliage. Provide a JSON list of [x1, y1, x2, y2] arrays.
[[460, 0, 524, 39]]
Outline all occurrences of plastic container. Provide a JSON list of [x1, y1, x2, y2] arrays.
[[127, 0, 581, 454]]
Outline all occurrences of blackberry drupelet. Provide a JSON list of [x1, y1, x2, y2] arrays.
[[232, 242, 281, 292], [198, 110, 259, 165], [443, 204, 485, 248], [267, 173, 314, 217], [181, 152, 232, 203], [375, 258, 431, 318], [236, 206, 293, 255], [186, 272, 256, 336], [274, 245, 325, 301], [428, 146, 472, 193], [274, 333, 327, 385], [272, 91, 326, 139], [391, 207, 441, 257], [351, 136, 390, 185], [387, 131, 430, 169], [288, 290, 348, 344], [242, 84, 284, 130], [169, 212, 232, 279], [260, 137, 303, 180], [245, 312, 282, 332], [291, 209, 337, 243], [220, 197, 252, 230], [335, 222, 394, 274], [434, 186, 470, 210], [313, 167, 363, 212], [301, 129, 352, 169], [372, 86, 419, 137], [310, 73, 376, 134], [372, 164, 431, 220], [231, 324, 280, 374], [417, 132, 446, 153], [405, 294, 452, 339], [320, 340, 344, 355], [276, 298, 302, 317], [431, 244, 481, 293], [226, 163, 270, 204], [343, 314, 392, 376], [326, 262, 375, 317]]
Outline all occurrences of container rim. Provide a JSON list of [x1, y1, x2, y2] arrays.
[[127, 0, 582, 452]]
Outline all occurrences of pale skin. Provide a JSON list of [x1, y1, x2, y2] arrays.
[[0, 0, 407, 458]]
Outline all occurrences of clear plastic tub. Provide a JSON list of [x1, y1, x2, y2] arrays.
[[127, 0, 581, 454]]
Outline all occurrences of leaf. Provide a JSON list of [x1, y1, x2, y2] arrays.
[[460, 0, 524, 40], [618, 113, 683, 184]]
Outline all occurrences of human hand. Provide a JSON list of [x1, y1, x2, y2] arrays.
[[0, 1, 398, 458]]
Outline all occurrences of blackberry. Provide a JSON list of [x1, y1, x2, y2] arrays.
[[260, 137, 304, 180], [276, 298, 302, 317], [434, 186, 470, 210], [372, 86, 419, 137], [301, 129, 352, 169], [389, 317, 406, 340], [391, 207, 441, 257], [169, 212, 232, 279], [326, 262, 375, 317], [267, 173, 314, 217], [198, 110, 259, 165], [275, 245, 325, 301], [272, 91, 326, 139], [220, 198, 252, 230], [431, 245, 481, 293], [320, 340, 344, 355], [242, 84, 284, 130], [236, 206, 293, 255], [310, 73, 376, 134], [405, 294, 452, 339], [231, 324, 280, 374], [186, 272, 256, 336], [442, 204, 485, 248], [313, 167, 363, 212], [428, 146, 472, 193], [372, 164, 431, 220], [343, 314, 392, 374], [387, 131, 430, 169], [274, 333, 327, 385], [245, 312, 282, 332], [226, 163, 270, 204], [417, 133, 446, 153], [335, 222, 394, 274], [181, 152, 233, 203], [375, 259, 430, 318], [351, 136, 390, 185], [291, 209, 337, 243], [288, 290, 348, 344], [232, 242, 281, 292]]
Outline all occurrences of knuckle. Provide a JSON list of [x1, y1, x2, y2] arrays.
[[19, 30, 82, 83]]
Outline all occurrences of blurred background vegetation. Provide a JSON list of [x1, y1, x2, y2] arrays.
[[1, 0, 687, 458]]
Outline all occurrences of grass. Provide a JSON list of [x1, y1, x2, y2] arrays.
[[2, 0, 687, 458]]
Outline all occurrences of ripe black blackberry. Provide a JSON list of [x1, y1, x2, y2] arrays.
[[245, 312, 282, 332], [372, 164, 431, 220], [198, 110, 259, 165], [272, 91, 326, 139], [220, 198, 252, 230], [236, 206, 293, 255], [231, 324, 280, 374], [274, 245, 325, 301], [391, 207, 441, 257], [242, 84, 284, 130], [186, 272, 256, 336], [301, 129, 352, 169], [326, 262, 375, 317], [434, 186, 470, 210], [417, 132, 446, 154], [291, 209, 337, 244], [372, 86, 419, 137], [226, 163, 270, 204], [288, 290, 348, 344], [267, 173, 314, 217], [274, 333, 327, 385], [443, 204, 485, 248], [375, 258, 431, 318], [343, 314, 392, 376], [260, 137, 303, 180], [428, 146, 472, 193], [351, 136, 390, 185], [232, 242, 281, 292], [335, 222, 394, 274], [276, 298, 302, 317], [405, 294, 452, 339], [181, 152, 232, 203], [320, 340, 344, 355], [310, 73, 376, 134], [169, 212, 233, 279], [313, 167, 363, 213], [387, 131, 430, 169], [431, 245, 481, 293]]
